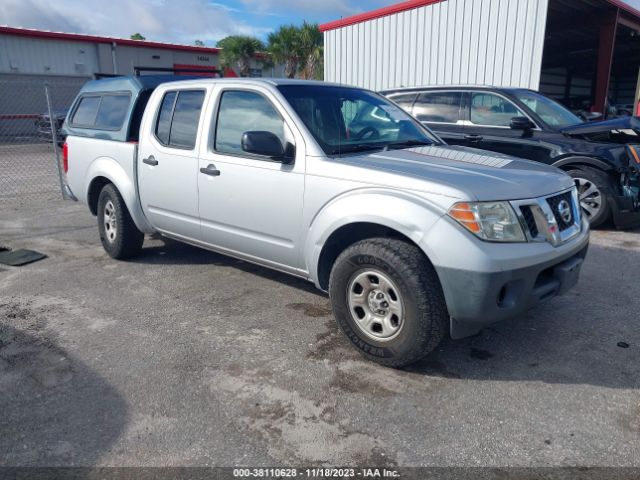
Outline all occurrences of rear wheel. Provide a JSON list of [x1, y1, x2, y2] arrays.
[[329, 238, 448, 368], [97, 183, 144, 259], [567, 168, 612, 228]]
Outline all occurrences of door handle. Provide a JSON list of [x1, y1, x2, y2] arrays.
[[464, 134, 483, 142], [200, 164, 221, 177], [143, 156, 158, 166]]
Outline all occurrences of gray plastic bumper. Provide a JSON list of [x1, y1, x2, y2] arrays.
[[438, 235, 589, 339]]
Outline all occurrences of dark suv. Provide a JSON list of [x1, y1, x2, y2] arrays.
[[381, 86, 640, 228]]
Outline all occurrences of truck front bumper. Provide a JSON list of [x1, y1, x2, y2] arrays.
[[426, 217, 590, 339]]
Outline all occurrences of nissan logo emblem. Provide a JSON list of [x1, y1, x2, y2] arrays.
[[558, 200, 572, 223]]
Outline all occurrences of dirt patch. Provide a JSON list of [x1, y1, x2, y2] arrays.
[[407, 357, 461, 379], [329, 359, 442, 397], [306, 318, 358, 362], [210, 369, 395, 464], [621, 241, 640, 249], [470, 348, 494, 360], [286, 302, 333, 318], [0, 302, 72, 389], [329, 368, 397, 396], [352, 447, 398, 468], [617, 405, 640, 434]]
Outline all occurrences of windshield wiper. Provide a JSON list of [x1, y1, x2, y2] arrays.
[[383, 140, 433, 151], [329, 143, 386, 155]]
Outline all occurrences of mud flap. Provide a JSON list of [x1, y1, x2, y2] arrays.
[[450, 317, 485, 340]]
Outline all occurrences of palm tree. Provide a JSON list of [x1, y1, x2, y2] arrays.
[[217, 36, 264, 77], [299, 23, 323, 80], [267, 25, 301, 79]]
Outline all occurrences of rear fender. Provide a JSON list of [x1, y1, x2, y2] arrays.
[[86, 157, 155, 233]]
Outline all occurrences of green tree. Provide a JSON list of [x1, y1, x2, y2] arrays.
[[216, 35, 264, 77], [194, 40, 205, 46], [130, 33, 146, 40], [267, 25, 301, 79], [299, 22, 323, 80]]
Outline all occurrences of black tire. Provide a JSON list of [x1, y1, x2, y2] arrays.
[[97, 183, 144, 259], [567, 168, 613, 228], [329, 238, 448, 368]]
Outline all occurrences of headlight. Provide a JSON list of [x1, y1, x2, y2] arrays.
[[448, 201, 526, 242]]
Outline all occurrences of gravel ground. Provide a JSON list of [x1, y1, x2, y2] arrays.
[[0, 191, 639, 468]]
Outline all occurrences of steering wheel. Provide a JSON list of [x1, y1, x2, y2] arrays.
[[353, 126, 381, 140]]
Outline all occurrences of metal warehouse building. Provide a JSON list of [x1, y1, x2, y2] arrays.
[[321, 0, 640, 113], [0, 26, 273, 80]]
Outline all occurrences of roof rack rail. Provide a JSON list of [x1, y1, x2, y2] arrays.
[[94, 72, 123, 79], [133, 66, 224, 77]]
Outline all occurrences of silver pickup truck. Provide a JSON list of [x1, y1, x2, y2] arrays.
[[63, 76, 589, 367]]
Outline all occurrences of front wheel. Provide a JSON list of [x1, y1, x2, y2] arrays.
[[329, 238, 449, 368], [97, 183, 144, 259], [567, 168, 613, 228]]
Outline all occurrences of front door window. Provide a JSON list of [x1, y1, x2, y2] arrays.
[[470, 93, 526, 127]]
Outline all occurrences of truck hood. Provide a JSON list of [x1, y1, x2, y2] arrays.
[[338, 144, 574, 202], [560, 116, 640, 139]]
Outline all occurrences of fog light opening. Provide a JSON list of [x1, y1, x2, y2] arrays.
[[497, 286, 508, 307]]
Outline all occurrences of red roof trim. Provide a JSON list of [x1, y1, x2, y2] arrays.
[[319, 0, 445, 32], [0, 26, 222, 53], [606, 0, 640, 19]]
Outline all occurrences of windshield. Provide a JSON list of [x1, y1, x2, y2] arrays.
[[278, 85, 439, 156], [513, 90, 583, 129]]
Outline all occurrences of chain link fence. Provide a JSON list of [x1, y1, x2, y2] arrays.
[[0, 76, 87, 204]]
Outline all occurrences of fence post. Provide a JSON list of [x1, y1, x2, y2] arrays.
[[44, 83, 67, 200]]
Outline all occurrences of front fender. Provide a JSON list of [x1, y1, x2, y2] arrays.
[[85, 157, 155, 233], [304, 188, 449, 286], [552, 155, 613, 172]]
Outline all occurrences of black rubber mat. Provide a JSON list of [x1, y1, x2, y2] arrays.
[[0, 249, 47, 266]]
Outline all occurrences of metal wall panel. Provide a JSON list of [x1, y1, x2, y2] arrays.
[[0, 35, 99, 77], [324, 0, 549, 91]]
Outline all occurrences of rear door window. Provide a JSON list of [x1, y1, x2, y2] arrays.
[[154, 90, 205, 149], [413, 92, 463, 123], [155, 92, 176, 145], [169, 91, 205, 148], [387, 92, 418, 110]]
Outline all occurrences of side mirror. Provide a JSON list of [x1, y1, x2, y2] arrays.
[[510, 116, 534, 130], [241, 131, 293, 163]]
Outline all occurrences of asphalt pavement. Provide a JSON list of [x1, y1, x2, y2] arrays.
[[0, 194, 639, 467]]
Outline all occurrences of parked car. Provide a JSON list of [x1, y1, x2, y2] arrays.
[[63, 77, 589, 367], [614, 104, 635, 117], [35, 108, 68, 144], [382, 86, 640, 228], [562, 96, 603, 122]]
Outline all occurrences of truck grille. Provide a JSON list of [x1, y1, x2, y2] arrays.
[[511, 187, 581, 247], [519, 205, 539, 237], [546, 192, 575, 231]]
